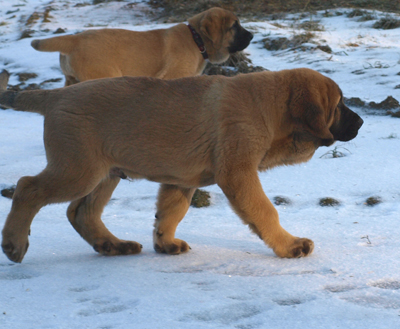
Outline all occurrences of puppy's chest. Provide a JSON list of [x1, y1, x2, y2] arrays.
[[258, 136, 317, 171]]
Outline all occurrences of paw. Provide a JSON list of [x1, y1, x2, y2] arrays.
[[274, 238, 314, 258], [154, 238, 190, 255], [93, 240, 142, 256], [290, 238, 314, 258], [2, 239, 29, 263]]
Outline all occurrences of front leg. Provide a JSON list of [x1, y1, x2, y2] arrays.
[[217, 167, 313, 258]]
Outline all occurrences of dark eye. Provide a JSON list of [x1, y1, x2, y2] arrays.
[[230, 21, 239, 30]]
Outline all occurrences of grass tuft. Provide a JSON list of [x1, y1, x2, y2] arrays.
[[373, 17, 400, 29], [263, 32, 315, 51], [298, 20, 325, 31], [320, 146, 351, 159]]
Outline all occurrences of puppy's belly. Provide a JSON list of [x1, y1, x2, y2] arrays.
[[121, 169, 215, 188]]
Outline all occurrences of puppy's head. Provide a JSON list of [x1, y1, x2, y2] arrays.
[[290, 69, 363, 147], [191, 7, 253, 63]]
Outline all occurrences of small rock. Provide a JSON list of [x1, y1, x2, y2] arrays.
[[1, 186, 15, 199], [8, 82, 41, 91], [345, 97, 366, 107], [273, 196, 291, 206], [262, 33, 315, 51], [369, 96, 400, 110], [17, 72, 38, 82], [24, 83, 40, 90], [191, 189, 210, 208], [347, 9, 364, 18], [365, 196, 382, 206], [351, 69, 365, 75], [26, 12, 40, 26], [204, 52, 266, 77], [40, 78, 62, 85], [6, 8, 20, 15], [20, 29, 35, 39], [74, 3, 91, 7], [319, 197, 340, 207], [54, 28, 66, 34], [263, 37, 289, 51], [204, 65, 236, 77], [390, 110, 400, 118], [316, 45, 332, 53]]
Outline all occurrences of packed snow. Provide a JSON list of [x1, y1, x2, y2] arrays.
[[0, 1, 400, 328]]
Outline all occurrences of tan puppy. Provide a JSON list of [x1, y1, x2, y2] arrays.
[[30, 6, 253, 257], [0, 68, 363, 263], [31, 7, 253, 85]]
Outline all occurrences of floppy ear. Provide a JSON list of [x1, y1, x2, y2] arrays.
[[200, 13, 224, 48], [303, 104, 335, 146]]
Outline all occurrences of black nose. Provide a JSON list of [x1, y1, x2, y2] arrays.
[[242, 30, 253, 46], [332, 110, 364, 142], [356, 117, 364, 130], [228, 28, 254, 53]]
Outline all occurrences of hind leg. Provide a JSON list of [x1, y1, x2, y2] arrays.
[[1, 176, 41, 263], [2, 168, 104, 263], [67, 174, 142, 256], [153, 184, 196, 255]]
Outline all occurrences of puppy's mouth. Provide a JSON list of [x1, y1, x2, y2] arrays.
[[331, 111, 364, 142], [335, 116, 364, 142], [228, 28, 253, 53]]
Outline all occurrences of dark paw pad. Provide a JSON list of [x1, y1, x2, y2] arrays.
[[154, 243, 164, 254], [154, 240, 190, 255], [93, 241, 112, 253], [2, 241, 29, 263], [165, 244, 182, 255], [117, 242, 142, 255], [93, 240, 142, 256], [2, 242, 13, 256], [292, 240, 314, 258]]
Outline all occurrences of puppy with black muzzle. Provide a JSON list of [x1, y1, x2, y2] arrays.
[[0, 68, 363, 263], [30, 8, 253, 246], [31, 7, 253, 85]]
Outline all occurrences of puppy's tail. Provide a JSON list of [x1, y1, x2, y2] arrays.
[[31, 34, 76, 54], [0, 70, 47, 115]]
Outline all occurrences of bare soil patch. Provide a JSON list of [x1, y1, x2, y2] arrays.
[[149, 1, 399, 22]]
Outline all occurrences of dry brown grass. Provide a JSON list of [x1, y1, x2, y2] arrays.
[[149, 0, 399, 21], [373, 16, 400, 29]]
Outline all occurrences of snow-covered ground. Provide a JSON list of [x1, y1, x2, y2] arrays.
[[1, 1, 400, 328]]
